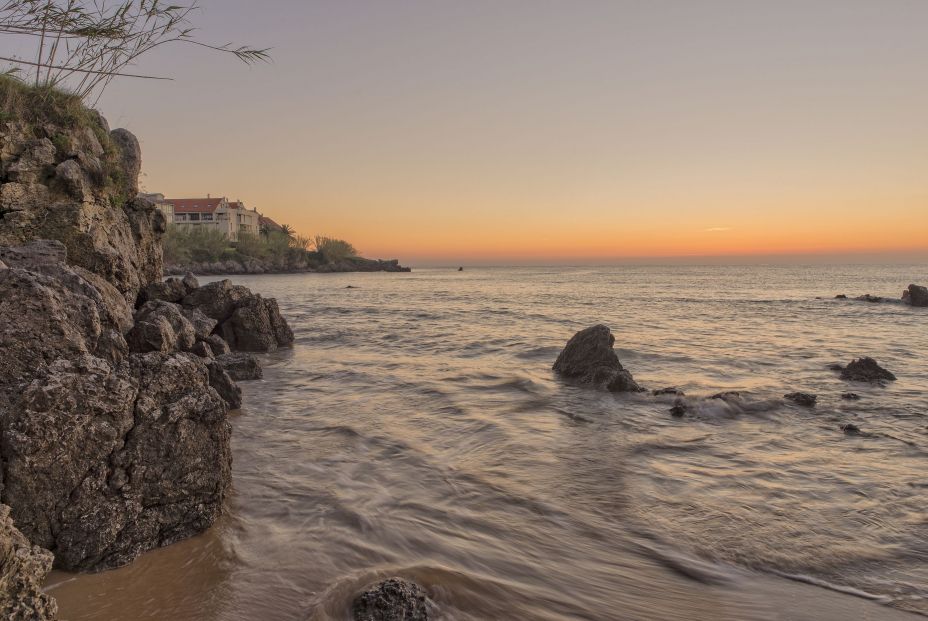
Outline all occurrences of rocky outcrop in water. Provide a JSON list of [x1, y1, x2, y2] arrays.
[[902, 284, 928, 307], [553, 325, 642, 392], [838, 357, 896, 383], [182, 279, 294, 352], [352, 578, 430, 621], [0, 505, 57, 621]]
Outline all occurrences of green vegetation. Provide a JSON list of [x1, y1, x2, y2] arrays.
[[163, 226, 360, 269], [314, 235, 358, 262]]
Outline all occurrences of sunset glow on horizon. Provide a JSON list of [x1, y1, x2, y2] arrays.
[[91, 0, 927, 264]]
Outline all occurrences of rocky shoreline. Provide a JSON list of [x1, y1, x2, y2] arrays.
[[165, 256, 411, 276]]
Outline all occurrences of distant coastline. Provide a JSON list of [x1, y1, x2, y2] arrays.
[[165, 256, 411, 276]]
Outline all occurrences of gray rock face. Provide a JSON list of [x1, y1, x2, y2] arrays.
[[902, 284, 928, 307], [182, 307, 218, 341], [181, 272, 199, 292], [352, 578, 429, 621], [784, 392, 817, 407], [839, 357, 896, 383], [127, 301, 196, 353], [109, 128, 141, 196], [1, 353, 230, 571], [0, 504, 57, 620], [552, 324, 641, 392], [215, 352, 263, 381], [138, 277, 187, 305]]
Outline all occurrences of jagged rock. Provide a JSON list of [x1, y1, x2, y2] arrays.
[[138, 277, 187, 305], [215, 352, 263, 381], [181, 272, 199, 292], [0, 239, 67, 268], [839, 357, 896, 383], [0, 504, 58, 620], [0, 352, 230, 571], [109, 128, 141, 196], [181, 307, 218, 340], [190, 340, 214, 359], [207, 360, 242, 409], [0, 115, 163, 304], [902, 284, 928, 307], [352, 578, 429, 621], [204, 334, 231, 357], [552, 325, 641, 392], [0, 254, 128, 395], [220, 296, 291, 352], [784, 392, 817, 407], [182, 279, 251, 322], [127, 301, 195, 353]]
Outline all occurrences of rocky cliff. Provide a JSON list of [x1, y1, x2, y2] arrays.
[[0, 78, 293, 614]]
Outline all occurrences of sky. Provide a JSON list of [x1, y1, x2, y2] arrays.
[[86, 0, 928, 264]]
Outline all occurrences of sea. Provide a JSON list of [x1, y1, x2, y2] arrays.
[[48, 265, 928, 620]]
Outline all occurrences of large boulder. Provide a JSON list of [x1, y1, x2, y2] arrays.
[[215, 352, 263, 381], [127, 300, 196, 353], [0, 505, 57, 620], [0, 352, 230, 571], [206, 360, 243, 409], [552, 325, 641, 392], [182, 279, 252, 322], [839, 357, 896, 383], [137, 277, 187, 305], [181, 307, 218, 341], [183, 279, 293, 352], [902, 284, 928, 307], [352, 578, 429, 621]]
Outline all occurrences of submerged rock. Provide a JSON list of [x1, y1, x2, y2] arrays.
[[653, 387, 685, 396], [215, 352, 263, 381], [352, 578, 429, 621], [552, 325, 641, 392], [784, 392, 817, 407], [854, 294, 885, 303], [0, 504, 58, 620], [841, 423, 861, 435], [902, 284, 928, 307], [834, 294, 847, 299], [710, 391, 741, 401], [839, 357, 896, 383], [841, 392, 860, 400], [669, 404, 687, 417]]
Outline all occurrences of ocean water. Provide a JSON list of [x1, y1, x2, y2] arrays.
[[49, 266, 928, 620]]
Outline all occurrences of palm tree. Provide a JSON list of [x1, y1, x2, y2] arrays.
[[279, 224, 294, 238]]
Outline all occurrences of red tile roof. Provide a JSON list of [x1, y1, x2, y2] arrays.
[[227, 201, 245, 210], [164, 198, 224, 213], [259, 215, 282, 230]]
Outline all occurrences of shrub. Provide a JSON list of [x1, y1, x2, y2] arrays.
[[313, 235, 357, 262]]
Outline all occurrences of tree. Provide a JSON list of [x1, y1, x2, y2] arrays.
[[0, 1, 268, 104], [279, 223, 294, 238]]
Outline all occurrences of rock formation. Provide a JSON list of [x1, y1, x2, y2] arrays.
[[553, 325, 642, 392], [352, 578, 430, 621], [838, 357, 896, 383], [902, 284, 928, 307], [0, 83, 293, 589], [0, 505, 57, 620]]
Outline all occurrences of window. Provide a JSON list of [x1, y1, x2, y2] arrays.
[[189, 213, 200, 222], [202, 214, 213, 221]]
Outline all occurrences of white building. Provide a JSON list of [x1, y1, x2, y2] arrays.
[[161, 196, 261, 241]]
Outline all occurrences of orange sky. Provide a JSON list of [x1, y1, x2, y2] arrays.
[[94, 1, 928, 264]]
